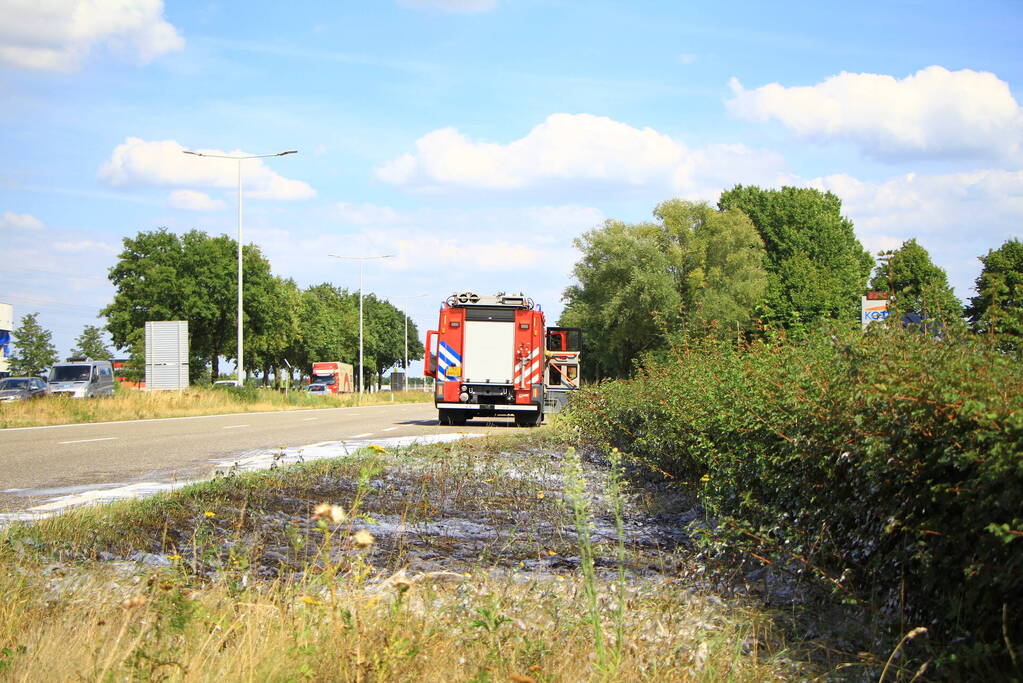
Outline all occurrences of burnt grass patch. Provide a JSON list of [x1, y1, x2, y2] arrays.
[[109, 437, 701, 582], [12, 431, 877, 676]]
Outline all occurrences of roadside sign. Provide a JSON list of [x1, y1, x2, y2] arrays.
[[145, 320, 189, 390], [861, 295, 890, 329]]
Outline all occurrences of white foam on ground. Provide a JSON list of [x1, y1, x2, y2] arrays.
[[0, 432, 482, 524]]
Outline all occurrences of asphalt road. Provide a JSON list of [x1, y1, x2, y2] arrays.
[[0, 402, 515, 513]]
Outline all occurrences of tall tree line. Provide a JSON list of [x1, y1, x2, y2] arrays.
[[100, 228, 424, 386], [561, 185, 1023, 379]]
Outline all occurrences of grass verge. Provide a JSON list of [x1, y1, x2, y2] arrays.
[[0, 387, 432, 429], [0, 430, 821, 681]]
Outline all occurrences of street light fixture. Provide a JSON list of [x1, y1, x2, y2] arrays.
[[329, 253, 395, 393], [182, 148, 297, 385]]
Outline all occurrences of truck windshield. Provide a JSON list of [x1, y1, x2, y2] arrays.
[[50, 366, 91, 382], [311, 373, 335, 384]]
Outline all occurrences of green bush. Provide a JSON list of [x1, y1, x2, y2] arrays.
[[567, 328, 1022, 673]]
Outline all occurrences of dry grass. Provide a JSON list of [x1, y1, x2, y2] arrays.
[[0, 557, 797, 682], [0, 433, 827, 681], [0, 387, 432, 428]]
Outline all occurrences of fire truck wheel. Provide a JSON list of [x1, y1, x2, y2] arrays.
[[439, 409, 466, 426], [515, 411, 543, 427]]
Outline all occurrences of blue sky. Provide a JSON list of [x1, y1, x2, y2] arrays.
[[2, 0, 1021, 374]]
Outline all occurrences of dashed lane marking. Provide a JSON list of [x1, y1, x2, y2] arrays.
[[350, 432, 372, 438], [222, 425, 248, 430]]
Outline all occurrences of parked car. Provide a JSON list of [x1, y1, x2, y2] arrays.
[[212, 380, 241, 388], [306, 383, 330, 394], [46, 358, 116, 398], [0, 376, 48, 402]]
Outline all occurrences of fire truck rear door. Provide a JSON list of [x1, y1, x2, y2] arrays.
[[463, 307, 515, 383]]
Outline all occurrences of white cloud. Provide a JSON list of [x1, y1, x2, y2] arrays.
[[376, 113, 788, 199], [396, 235, 541, 270], [167, 189, 227, 211], [336, 202, 402, 225], [809, 169, 1023, 297], [0, 0, 184, 71], [0, 211, 45, 231], [99, 138, 315, 200], [53, 240, 119, 253], [727, 66, 1023, 163], [396, 0, 496, 12], [247, 202, 606, 324]]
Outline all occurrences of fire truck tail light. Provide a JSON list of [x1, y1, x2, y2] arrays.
[[435, 384, 443, 398], [567, 366, 578, 380], [531, 385, 541, 402]]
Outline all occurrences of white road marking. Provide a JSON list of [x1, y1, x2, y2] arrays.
[[301, 417, 318, 421], [223, 425, 248, 430], [382, 427, 398, 432], [58, 437, 117, 445], [350, 433, 372, 438]]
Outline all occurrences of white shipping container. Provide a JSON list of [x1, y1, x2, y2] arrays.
[[145, 321, 189, 390]]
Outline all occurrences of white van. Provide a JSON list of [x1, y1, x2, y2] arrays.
[[47, 358, 116, 398]]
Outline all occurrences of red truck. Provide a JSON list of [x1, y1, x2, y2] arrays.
[[424, 291, 581, 427], [310, 362, 354, 393]]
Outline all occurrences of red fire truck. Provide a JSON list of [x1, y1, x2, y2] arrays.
[[424, 292, 581, 427]]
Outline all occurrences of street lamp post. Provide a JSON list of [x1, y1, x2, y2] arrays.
[[329, 254, 394, 393], [182, 148, 296, 385]]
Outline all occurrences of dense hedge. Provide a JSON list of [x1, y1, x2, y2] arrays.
[[566, 328, 1022, 673]]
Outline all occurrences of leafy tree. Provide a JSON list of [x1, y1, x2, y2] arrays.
[[103, 228, 279, 382], [248, 276, 302, 387], [561, 219, 682, 379], [71, 324, 112, 360], [179, 231, 237, 379], [653, 199, 768, 338], [294, 284, 359, 376], [362, 295, 424, 387], [561, 200, 769, 378], [104, 229, 184, 346], [393, 305, 425, 370], [967, 238, 1023, 352], [9, 313, 58, 376], [718, 185, 873, 328], [869, 238, 963, 327]]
